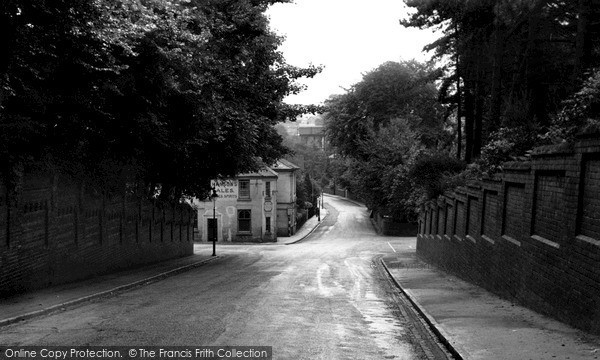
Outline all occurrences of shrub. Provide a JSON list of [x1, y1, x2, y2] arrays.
[[407, 152, 466, 200], [544, 68, 600, 142], [477, 126, 541, 175]]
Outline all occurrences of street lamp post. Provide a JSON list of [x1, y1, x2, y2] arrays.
[[210, 187, 219, 256]]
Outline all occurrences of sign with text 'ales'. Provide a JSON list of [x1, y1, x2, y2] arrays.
[[211, 179, 238, 199]]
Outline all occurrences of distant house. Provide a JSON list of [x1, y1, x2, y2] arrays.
[[298, 114, 327, 150], [298, 125, 325, 149], [193, 160, 299, 242]]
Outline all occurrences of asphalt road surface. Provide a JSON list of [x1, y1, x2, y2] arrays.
[[0, 196, 451, 360]]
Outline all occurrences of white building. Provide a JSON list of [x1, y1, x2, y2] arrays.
[[193, 160, 299, 242], [271, 159, 300, 236]]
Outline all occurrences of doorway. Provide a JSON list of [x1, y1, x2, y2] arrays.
[[207, 218, 218, 242]]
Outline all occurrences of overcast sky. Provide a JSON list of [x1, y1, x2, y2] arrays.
[[265, 0, 438, 106]]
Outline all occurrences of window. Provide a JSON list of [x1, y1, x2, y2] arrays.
[[265, 181, 271, 198], [238, 210, 251, 232], [265, 216, 271, 233], [239, 180, 250, 199]]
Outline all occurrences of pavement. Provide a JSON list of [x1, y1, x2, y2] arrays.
[[0, 250, 220, 327], [0, 209, 327, 327], [278, 207, 328, 245], [381, 237, 600, 360]]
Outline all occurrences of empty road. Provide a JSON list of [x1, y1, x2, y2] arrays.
[[0, 195, 450, 360]]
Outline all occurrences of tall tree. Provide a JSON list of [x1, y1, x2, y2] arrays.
[[0, 0, 321, 199], [403, 0, 600, 163], [325, 60, 444, 159], [324, 60, 446, 217]]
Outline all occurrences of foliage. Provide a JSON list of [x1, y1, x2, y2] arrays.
[[474, 126, 539, 175], [283, 140, 329, 187], [352, 61, 443, 145], [325, 61, 445, 160], [275, 118, 332, 204], [402, 0, 600, 163], [0, 0, 321, 199], [544, 68, 600, 142], [473, 68, 600, 175], [333, 118, 427, 216], [407, 152, 466, 201], [323, 60, 450, 218], [295, 172, 321, 212]]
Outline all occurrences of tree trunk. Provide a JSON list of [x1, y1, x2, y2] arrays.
[[463, 83, 475, 163], [574, 0, 592, 80], [473, 81, 484, 160], [455, 25, 463, 161], [456, 75, 462, 160], [489, 9, 505, 132], [473, 29, 488, 160], [524, 0, 547, 125]]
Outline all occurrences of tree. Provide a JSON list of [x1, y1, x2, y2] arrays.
[[402, 0, 600, 163], [0, 0, 321, 199], [340, 118, 424, 215], [544, 68, 600, 143], [323, 60, 447, 218], [325, 61, 445, 160]]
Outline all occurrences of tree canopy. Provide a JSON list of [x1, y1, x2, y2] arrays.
[[402, 0, 600, 163], [325, 60, 446, 160], [324, 60, 451, 217], [0, 0, 320, 199]]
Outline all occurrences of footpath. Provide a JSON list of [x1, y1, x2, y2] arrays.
[[0, 209, 327, 327], [329, 193, 600, 359], [278, 207, 328, 245], [381, 237, 600, 360]]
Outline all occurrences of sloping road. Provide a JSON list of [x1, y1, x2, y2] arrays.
[[0, 196, 450, 360]]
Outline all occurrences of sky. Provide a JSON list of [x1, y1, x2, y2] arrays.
[[266, 0, 439, 106]]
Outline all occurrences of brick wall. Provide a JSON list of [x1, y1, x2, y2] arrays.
[[417, 135, 600, 334], [371, 211, 418, 236], [0, 173, 195, 297]]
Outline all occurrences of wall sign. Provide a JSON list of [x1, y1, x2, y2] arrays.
[[211, 179, 238, 199], [264, 201, 273, 212]]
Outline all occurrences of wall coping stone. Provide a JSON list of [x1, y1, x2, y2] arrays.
[[455, 186, 467, 195], [502, 161, 532, 171], [576, 127, 600, 139], [575, 234, 600, 248], [531, 234, 560, 249], [502, 235, 522, 247], [530, 141, 574, 157], [466, 183, 482, 190], [481, 234, 496, 245]]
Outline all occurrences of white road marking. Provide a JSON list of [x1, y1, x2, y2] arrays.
[[387, 242, 397, 253]]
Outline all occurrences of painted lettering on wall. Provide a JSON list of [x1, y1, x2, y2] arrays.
[[211, 179, 238, 199]]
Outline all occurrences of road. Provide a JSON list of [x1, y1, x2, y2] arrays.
[[0, 196, 450, 360]]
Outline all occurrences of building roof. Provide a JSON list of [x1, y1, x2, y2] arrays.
[[299, 114, 325, 127], [298, 126, 324, 136], [238, 166, 278, 178], [271, 159, 300, 171]]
